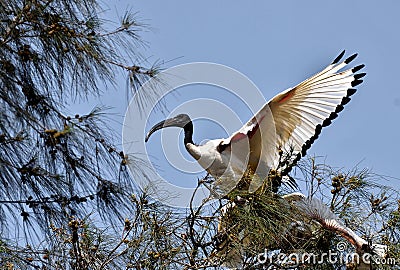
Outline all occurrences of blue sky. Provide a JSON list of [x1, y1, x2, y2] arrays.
[[97, 1, 400, 194]]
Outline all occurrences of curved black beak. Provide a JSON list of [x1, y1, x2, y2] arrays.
[[145, 119, 167, 142], [145, 114, 192, 142]]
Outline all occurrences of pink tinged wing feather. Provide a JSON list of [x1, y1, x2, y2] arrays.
[[294, 195, 367, 249]]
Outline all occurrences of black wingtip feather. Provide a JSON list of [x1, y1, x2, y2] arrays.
[[301, 147, 307, 157], [352, 64, 365, 73], [282, 167, 292, 176], [322, 119, 331, 127], [345, 53, 358, 64], [315, 124, 322, 134], [351, 79, 363, 87], [354, 73, 366, 80], [335, 105, 344, 113], [305, 140, 311, 148], [332, 50, 346, 64], [329, 112, 338, 120], [347, 88, 357, 96], [342, 96, 351, 105]]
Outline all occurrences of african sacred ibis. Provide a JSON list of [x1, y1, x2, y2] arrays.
[[145, 51, 365, 195]]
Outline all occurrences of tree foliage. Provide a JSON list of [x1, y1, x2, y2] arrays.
[[1, 158, 399, 269], [0, 0, 159, 239]]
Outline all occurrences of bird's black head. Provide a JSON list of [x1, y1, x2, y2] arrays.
[[145, 114, 193, 144]]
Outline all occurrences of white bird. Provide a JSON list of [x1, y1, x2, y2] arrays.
[[145, 51, 365, 195]]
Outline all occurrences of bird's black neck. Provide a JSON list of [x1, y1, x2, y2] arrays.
[[183, 122, 194, 145]]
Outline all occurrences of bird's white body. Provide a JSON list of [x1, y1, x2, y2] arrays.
[[187, 137, 265, 195], [186, 139, 227, 176]]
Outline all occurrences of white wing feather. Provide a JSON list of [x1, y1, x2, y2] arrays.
[[283, 192, 387, 257]]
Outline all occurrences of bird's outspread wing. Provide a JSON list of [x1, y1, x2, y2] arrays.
[[222, 51, 365, 189]]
